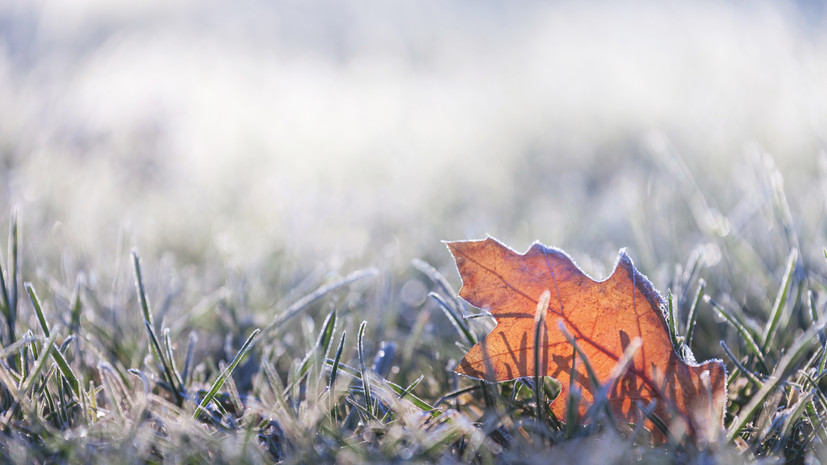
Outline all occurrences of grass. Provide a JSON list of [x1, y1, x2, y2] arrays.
[[0, 155, 826, 464]]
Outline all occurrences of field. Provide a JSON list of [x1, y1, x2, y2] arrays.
[[1, 1, 827, 463]]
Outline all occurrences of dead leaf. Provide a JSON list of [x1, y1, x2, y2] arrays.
[[447, 237, 726, 443]]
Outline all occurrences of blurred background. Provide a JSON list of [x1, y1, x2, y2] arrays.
[[0, 0, 826, 354]]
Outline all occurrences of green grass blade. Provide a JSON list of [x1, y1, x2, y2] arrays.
[[720, 341, 762, 388], [144, 321, 182, 403], [163, 328, 185, 395], [70, 276, 84, 335], [317, 310, 337, 358], [726, 321, 825, 442], [357, 321, 373, 414], [193, 327, 260, 420], [706, 296, 770, 374], [21, 330, 59, 394], [131, 250, 154, 326], [434, 385, 479, 407], [329, 330, 346, 389], [684, 279, 705, 347], [298, 310, 337, 380], [397, 374, 424, 400], [51, 337, 80, 398], [0, 212, 17, 345], [798, 369, 827, 414], [775, 389, 814, 446], [25, 283, 50, 338], [133, 251, 184, 403], [413, 258, 477, 344], [0, 250, 9, 338], [24, 285, 80, 397], [429, 292, 476, 346], [323, 359, 437, 414], [808, 289, 819, 326], [327, 329, 347, 422], [760, 249, 797, 351]]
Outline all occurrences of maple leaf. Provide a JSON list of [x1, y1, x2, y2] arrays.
[[447, 237, 726, 443]]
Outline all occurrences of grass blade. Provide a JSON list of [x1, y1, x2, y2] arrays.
[[317, 310, 337, 358], [0, 246, 9, 341], [429, 292, 476, 346], [329, 330, 347, 389], [533, 290, 550, 428], [726, 321, 825, 442], [415, 258, 480, 346], [397, 374, 424, 400], [770, 389, 814, 450], [298, 310, 337, 380], [25, 283, 50, 337], [21, 330, 60, 394], [133, 251, 184, 403], [685, 279, 705, 347], [0, 211, 17, 345], [144, 321, 183, 403], [131, 250, 154, 326], [163, 328, 185, 395], [193, 328, 260, 420], [51, 338, 80, 398], [323, 359, 436, 414], [760, 249, 797, 351], [412, 258, 462, 312], [70, 276, 84, 335], [328, 330, 347, 421], [720, 341, 762, 388], [357, 321, 373, 414], [25, 285, 80, 397], [706, 296, 770, 374]]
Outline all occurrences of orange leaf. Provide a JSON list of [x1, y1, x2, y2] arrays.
[[447, 237, 726, 443]]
